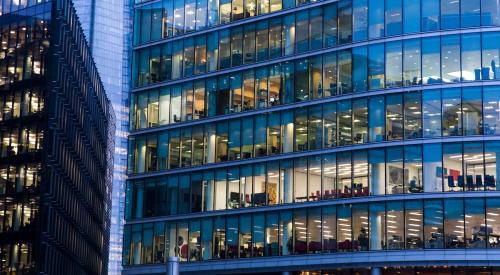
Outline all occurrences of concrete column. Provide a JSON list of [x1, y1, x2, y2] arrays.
[[166, 256, 179, 275], [371, 267, 382, 275]]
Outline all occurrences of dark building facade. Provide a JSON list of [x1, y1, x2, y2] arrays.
[[0, 0, 114, 274], [124, 0, 500, 274]]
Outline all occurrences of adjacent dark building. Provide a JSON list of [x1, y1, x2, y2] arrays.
[[0, 0, 114, 274]]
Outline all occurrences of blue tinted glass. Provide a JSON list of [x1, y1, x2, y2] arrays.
[[368, 44, 385, 90], [422, 0, 440, 31], [385, 0, 402, 36], [353, 0, 368, 41], [369, 0, 384, 38], [482, 0, 500, 26], [441, 0, 459, 29], [353, 46, 368, 92], [461, 0, 480, 27], [403, 0, 420, 33]]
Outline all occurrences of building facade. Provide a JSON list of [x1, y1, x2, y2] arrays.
[[71, 0, 130, 273], [124, 0, 500, 274], [0, 0, 114, 274]]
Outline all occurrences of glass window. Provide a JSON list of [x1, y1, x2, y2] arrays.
[[243, 25, 256, 64], [405, 145, 423, 193], [461, 0, 480, 27], [463, 142, 484, 191], [482, 0, 500, 26], [386, 41, 403, 88], [180, 128, 192, 167], [172, 41, 183, 79], [245, 0, 256, 17], [295, 108, 308, 151], [441, 35, 460, 83], [484, 86, 500, 135], [268, 112, 281, 155], [213, 216, 226, 259], [485, 141, 500, 190], [228, 120, 241, 161], [368, 44, 385, 90], [322, 206, 336, 252], [422, 37, 441, 84], [337, 151, 352, 198], [308, 106, 322, 150], [352, 0, 368, 42], [423, 143, 443, 193], [338, 50, 352, 94], [444, 198, 465, 248], [220, 0, 231, 24], [267, 161, 279, 205], [462, 87, 482, 136], [241, 117, 254, 159], [216, 122, 228, 162], [239, 215, 251, 257], [322, 153, 337, 199], [353, 46, 368, 93], [185, 0, 196, 32], [443, 143, 463, 192], [323, 103, 337, 148], [403, 39, 421, 86], [404, 92, 422, 139], [295, 11, 309, 53], [208, 0, 219, 26], [269, 18, 282, 58], [369, 202, 385, 250], [308, 156, 322, 201], [253, 213, 265, 256], [461, 33, 482, 81], [424, 199, 444, 249], [207, 32, 219, 72], [188, 220, 201, 261], [422, 89, 442, 138], [256, 68, 268, 109], [337, 204, 352, 251], [240, 165, 253, 207], [310, 8, 323, 50], [283, 14, 295, 56], [269, 65, 282, 105], [338, 0, 352, 44], [422, 0, 440, 31], [231, 28, 243, 67], [178, 176, 190, 214], [403, 0, 420, 33], [338, 100, 352, 146], [214, 170, 227, 210], [386, 94, 403, 140], [368, 0, 384, 39], [294, 158, 308, 202], [353, 99, 368, 144], [482, 32, 500, 80], [386, 201, 404, 250], [194, 36, 207, 74], [280, 210, 293, 255], [242, 71, 255, 111], [405, 200, 423, 249], [203, 172, 214, 211], [441, 0, 459, 29], [385, 0, 402, 36], [352, 204, 369, 251], [323, 53, 337, 97], [323, 3, 338, 47], [368, 96, 385, 142], [308, 208, 322, 253], [386, 147, 404, 194], [442, 88, 462, 136], [219, 30, 231, 69], [486, 198, 500, 248], [254, 115, 267, 157], [232, 0, 244, 20], [369, 149, 385, 195], [353, 151, 368, 197], [226, 217, 238, 259], [201, 219, 213, 260], [196, 0, 208, 30], [230, 73, 243, 113], [295, 59, 309, 101], [280, 159, 294, 204], [265, 212, 279, 256]]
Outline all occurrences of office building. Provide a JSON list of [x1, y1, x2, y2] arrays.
[[0, 0, 114, 274], [72, 0, 130, 273], [123, 0, 500, 274]]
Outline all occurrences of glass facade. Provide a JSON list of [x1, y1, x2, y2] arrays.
[[125, 0, 500, 273]]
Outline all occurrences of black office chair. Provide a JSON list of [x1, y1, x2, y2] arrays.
[[457, 176, 465, 188], [466, 175, 474, 190], [476, 175, 483, 189], [447, 176, 455, 190]]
